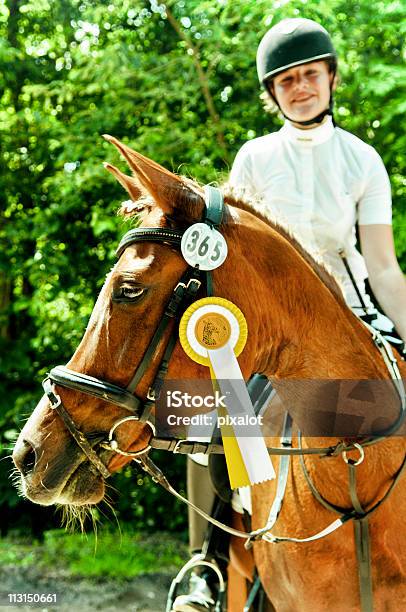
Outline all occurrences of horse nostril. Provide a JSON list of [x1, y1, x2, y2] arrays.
[[14, 440, 37, 477]]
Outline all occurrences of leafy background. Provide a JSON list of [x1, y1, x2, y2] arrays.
[[0, 0, 405, 535]]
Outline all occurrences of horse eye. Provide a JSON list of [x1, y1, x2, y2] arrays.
[[113, 285, 146, 303]]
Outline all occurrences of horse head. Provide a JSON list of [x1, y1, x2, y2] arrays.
[[12, 137, 278, 506]]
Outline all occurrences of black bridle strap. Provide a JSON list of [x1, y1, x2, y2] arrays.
[[48, 366, 142, 415], [43, 377, 111, 479], [115, 228, 183, 259], [126, 268, 202, 394], [136, 271, 203, 424]]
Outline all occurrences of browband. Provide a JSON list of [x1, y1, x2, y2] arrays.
[[115, 187, 223, 260], [116, 228, 183, 259]]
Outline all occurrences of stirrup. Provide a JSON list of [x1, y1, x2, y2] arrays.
[[166, 553, 226, 612]]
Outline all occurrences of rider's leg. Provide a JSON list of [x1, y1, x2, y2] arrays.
[[187, 456, 216, 555], [171, 457, 224, 612]]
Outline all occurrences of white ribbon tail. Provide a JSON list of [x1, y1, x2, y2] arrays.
[[208, 344, 275, 484]]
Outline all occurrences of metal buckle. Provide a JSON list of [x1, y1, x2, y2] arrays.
[[43, 379, 62, 410], [49, 393, 62, 410], [342, 442, 365, 466], [175, 278, 201, 293], [147, 387, 155, 401], [100, 419, 156, 456], [106, 415, 151, 457], [173, 440, 191, 454], [186, 278, 201, 291]]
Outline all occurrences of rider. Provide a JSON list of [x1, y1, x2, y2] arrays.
[[171, 17, 406, 612], [231, 17, 406, 342]]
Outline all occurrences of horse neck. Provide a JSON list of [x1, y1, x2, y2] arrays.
[[233, 223, 388, 381], [236, 224, 406, 504]]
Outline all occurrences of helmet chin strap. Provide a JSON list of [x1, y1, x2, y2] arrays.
[[282, 99, 333, 126]]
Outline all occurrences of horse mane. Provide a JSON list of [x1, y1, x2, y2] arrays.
[[223, 185, 347, 306], [118, 178, 346, 306]]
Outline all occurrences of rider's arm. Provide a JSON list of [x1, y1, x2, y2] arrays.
[[359, 224, 406, 342], [355, 147, 406, 341]]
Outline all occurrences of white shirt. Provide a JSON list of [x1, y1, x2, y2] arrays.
[[229, 117, 392, 308]]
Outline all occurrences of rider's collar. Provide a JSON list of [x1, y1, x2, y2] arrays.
[[281, 116, 335, 146]]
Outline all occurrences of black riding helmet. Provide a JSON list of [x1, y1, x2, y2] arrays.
[[256, 18, 337, 126]]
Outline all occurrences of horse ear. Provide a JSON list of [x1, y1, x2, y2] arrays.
[[103, 162, 143, 202], [103, 134, 204, 218]]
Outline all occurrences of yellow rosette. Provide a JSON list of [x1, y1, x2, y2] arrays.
[[179, 297, 275, 489]]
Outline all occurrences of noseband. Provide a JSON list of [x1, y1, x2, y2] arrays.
[[42, 186, 225, 478]]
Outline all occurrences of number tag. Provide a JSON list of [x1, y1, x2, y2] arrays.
[[181, 223, 228, 271]]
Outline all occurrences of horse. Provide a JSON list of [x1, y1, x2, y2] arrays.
[[12, 136, 406, 612]]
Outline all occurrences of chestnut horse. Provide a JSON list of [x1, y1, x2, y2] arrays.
[[13, 136, 406, 612]]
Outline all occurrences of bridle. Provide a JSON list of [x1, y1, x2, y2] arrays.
[[42, 186, 225, 478]]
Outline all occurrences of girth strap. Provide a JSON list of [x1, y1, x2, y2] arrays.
[[349, 463, 374, 612]]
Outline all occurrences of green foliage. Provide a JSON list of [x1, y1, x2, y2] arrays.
[[0, 530, 187, 577], [0, 538, 38, 567], [41, 529, 187, 577], [0, 0, 405, 531]]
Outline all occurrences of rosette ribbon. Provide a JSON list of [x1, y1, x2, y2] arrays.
[[179, 297, 275, 489]]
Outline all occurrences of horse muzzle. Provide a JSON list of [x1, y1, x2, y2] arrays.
[[13, 431, 107, 506]]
